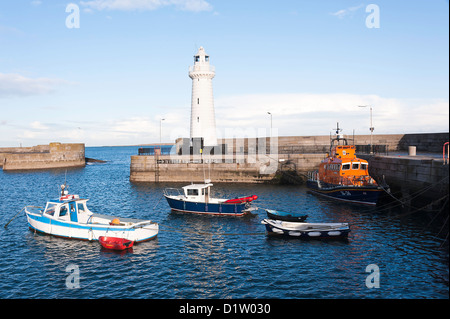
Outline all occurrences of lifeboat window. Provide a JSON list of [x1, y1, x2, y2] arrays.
[[361, 163, 368, 170], [342, 163, 350, 170], [352, 163, 359, 170], [187, 189, 199, 196]]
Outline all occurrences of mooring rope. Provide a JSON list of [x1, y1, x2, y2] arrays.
[[158, 222, 266, 236]]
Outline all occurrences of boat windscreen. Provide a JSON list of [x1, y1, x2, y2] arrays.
[[45, 203, 58, 215]]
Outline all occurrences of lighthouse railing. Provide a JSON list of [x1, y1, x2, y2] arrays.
[[189, 65, 215, 73]]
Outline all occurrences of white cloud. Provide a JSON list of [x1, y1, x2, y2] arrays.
[[79, 0, 212, 12], [331, 4, 364, 19], [30, 121, 49, 130], [2, 93, 447, 147], [30, 0, 42, 6], [0, 73, 68, 98], [214, 93, 449, 137]]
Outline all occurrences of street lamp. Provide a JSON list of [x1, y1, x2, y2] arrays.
[[267, 112, 272, 137], [160, 118, 165, 155], [358, 105, 374, 154]]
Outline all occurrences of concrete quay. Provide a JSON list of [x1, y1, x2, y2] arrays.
[[130, 132, 449, 210], [130, 132, 449, 184], [1, 143, 86, 171], [129, 153, 324, 183], [360, 154, 449, 209]]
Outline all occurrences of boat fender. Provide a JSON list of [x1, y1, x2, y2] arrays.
[[328, 231, 341, 236], [289, 231, 302, 237], [110, 218, 120, 226], [308, 232, 322, 237]]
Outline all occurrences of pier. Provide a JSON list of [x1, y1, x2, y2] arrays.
[[360, 153, 449, 210], [130, 132, 449, 208], [1, 142, 86, 171]]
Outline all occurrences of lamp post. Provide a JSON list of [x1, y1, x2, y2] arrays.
[[160, 118, 165, 154], [267, 112, 272, 138], [358, 105, 374, 154]]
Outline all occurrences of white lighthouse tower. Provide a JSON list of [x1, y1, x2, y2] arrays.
[[189, 46, 218, 147]]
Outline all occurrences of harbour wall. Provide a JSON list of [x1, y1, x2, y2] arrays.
[[360, 154, 449, 209], [130, 132, 449, 208], [131, 132, 449, 184], [130, 153, 325, 183], [215, 132, 448, 154], [1, 143, 86, 171]]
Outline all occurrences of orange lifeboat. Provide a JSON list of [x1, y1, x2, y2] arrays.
[[306, 123, 385, 205]]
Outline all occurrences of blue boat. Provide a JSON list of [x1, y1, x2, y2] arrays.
[[163, 182, 257, 216], [265, 209, 308, 222]]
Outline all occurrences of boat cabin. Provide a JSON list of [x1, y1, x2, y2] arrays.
[[182, 183, 212, 203], [331, 145, 355, 159], [43, 197, 89, 223], [319, 145, 374, 186]]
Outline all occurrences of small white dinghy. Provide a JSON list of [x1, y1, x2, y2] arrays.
[[261, 219, 350, 239], [25, 184, 158, 242]]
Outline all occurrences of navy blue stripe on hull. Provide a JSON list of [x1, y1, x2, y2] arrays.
[[164, 196, 249, 216], [306, 181, 381, 205]]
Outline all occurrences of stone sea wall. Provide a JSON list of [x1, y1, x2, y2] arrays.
[[1, 143, 85, 171]]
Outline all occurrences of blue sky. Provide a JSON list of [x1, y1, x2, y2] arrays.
[[0, 0, 448, 147]]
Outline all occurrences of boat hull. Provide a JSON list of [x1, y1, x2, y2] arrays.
[[306, 180, 382, 205], [164, 196, 250, 216], [26, 208, 158, 243], [262, 219, 350, 239]]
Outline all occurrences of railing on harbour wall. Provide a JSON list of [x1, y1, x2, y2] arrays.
[[137, 144, 389, 158], [444, 142, 449, 165]]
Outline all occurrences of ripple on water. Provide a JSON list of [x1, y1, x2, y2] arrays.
[[0, 146, 448, 299]]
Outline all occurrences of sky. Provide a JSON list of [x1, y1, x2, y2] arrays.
[[0, 0, 448, 147]]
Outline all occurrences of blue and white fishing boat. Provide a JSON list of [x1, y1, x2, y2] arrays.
[[25, 184, 158, 242], [163, 181, 257, 216], [261, 219, 350, 239]]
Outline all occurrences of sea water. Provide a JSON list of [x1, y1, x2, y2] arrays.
[[0, 146, 448, 299]]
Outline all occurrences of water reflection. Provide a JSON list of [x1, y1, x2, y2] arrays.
[[1, 146, 448, 299]]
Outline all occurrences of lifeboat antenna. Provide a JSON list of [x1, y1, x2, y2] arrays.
[[330, 122, 348, 152], [333, 122, 342, 137]]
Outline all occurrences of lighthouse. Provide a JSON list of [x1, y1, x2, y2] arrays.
[[189, 46, 218, 147]]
